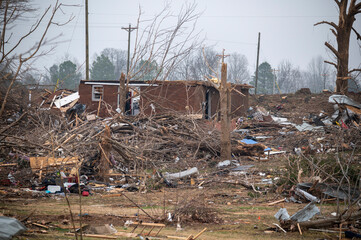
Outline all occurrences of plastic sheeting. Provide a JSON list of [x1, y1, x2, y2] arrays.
[[329, 95, 361, 109], [0, 216, 27, 240], [163, 167, 199, 180]]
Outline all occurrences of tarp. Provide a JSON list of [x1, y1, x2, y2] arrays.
[[240, 139, 258, 145], [329, 95, 361, 109]]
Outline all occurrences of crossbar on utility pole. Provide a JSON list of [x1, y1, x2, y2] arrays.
[[121, 24, 138, 80], [216, 49, 230, 64]]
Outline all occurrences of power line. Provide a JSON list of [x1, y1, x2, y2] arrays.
[[206, 38, 256, 45], [67, 2, 83, 53]]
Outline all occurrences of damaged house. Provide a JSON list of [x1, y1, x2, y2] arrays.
[[78, 79, 252, 118]]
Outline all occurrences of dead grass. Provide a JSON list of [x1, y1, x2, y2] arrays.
[[2, 186, 340, 240]]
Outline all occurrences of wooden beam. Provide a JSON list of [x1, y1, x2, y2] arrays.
[[336, 76, 352, 80], [65, 233, 117, 239]]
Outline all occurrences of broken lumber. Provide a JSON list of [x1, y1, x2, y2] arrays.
[[0, 163, 17, 167], [267, 198, 286, 206], [29, 156, 78, 172], [32, 223, 49, 229], [65, 233, 117, 239], [297, 211, 361, 229], [114, 232, 138, 237]]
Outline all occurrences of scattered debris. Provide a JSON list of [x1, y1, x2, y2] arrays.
[[164, 167, 199, 180]]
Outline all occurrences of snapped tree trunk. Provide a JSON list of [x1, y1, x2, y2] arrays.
[[315, 0, 361, 94], [335, 0, 352, 93], [220, 63, 231, 160], [118, 72, 126, 114]]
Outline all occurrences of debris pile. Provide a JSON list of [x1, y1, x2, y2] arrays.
[[1, 90, 361, 239]]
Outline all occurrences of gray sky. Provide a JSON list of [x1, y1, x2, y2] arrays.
[[13, 0, 361, 77]]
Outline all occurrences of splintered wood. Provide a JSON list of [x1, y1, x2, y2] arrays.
[[29, 156, 78, 173], [99, 125, 112, 180]]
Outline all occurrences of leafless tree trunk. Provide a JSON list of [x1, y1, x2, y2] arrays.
[[220, 63, 231, 160], [228, 52, 250, 84], [116, 2, 201, 114], [0, 0, 74, 117], [118, 72, 126, 114], [315, 0, 361, 93]]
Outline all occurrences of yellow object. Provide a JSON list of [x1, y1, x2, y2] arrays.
[[210, 77, 219, 84], [190, 178, 195, 186]]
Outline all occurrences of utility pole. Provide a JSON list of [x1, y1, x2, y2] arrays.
[[85, 0, 89, 80], [255, 32, 261, 95], [216, 49, 230, 64], [121, 24, 138, 80]]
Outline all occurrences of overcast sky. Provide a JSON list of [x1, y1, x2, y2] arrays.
[[14, 0, 361, 78]]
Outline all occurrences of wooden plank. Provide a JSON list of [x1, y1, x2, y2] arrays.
[[346, 105, 361, 115], [102, 192, 125, 198], [131, 222, 165, 227], [267, 198, 286, 206], [65, 233, 117, 239], [114, 232, 138, 237], [0, 163, 17, 167], [44, 89, 52, 94], [337, 76, 352, 80], [167, 236, 186, 239], [29, 156, 78, 172], [297, 223, 302, 235], [185, 234, 194, 240], [32, 223, 49, 229], [193, 228, 207, 240]]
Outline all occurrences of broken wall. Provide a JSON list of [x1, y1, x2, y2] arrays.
[[231, 86, 249, 117], [140, 82, 206, 116], [78, 82, 118, 117]]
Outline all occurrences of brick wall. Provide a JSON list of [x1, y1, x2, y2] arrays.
[[79, 81, 250, 118], [78, 82, 118, 116], [140, 83, 206, 115]]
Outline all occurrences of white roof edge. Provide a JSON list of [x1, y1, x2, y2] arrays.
[[84, 82, 157, 87]]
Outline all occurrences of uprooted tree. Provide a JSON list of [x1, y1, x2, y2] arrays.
[[315, 0, 361, 93]]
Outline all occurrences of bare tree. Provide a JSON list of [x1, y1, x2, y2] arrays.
[[117, 2, 202, 113], [315, 0, 361, 93], [100, 48, 127, 80], [304, 56, 330, 93], [169, 46, 221, 81], [228, 52, 249, 84], [129, 2, 201, 80], [0, 0, 74, 117], [189, 47, 219, 80], [277, 60, 303, 93]]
